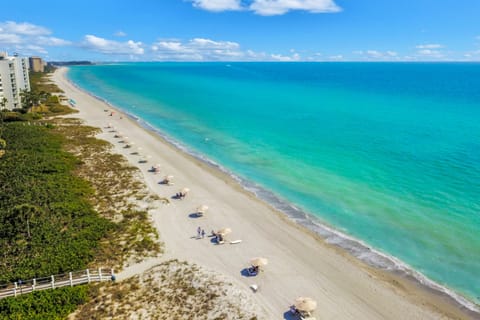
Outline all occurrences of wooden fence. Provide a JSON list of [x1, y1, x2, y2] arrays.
[[0, 268, 114, 299]]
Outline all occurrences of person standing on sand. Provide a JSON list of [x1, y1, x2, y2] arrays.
[[201, 229, 206, 238], [197, 226, 201, 239]]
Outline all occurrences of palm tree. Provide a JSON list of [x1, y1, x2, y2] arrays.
[[0, 97, 7, 109], [13, 204, 43, 239]]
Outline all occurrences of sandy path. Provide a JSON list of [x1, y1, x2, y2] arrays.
[[53, 67, 473, 320]]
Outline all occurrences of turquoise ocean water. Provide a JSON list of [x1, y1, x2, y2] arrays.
[[68, 63, 480, 310]]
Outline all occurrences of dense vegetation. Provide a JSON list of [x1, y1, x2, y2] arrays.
[[0, 285, 89, 320], [0, 123, 113, 282], [0, 70, 162, 319]]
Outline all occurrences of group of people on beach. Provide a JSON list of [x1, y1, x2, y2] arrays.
[[174, 191, 187, 199], [196, 227, 226, 244]]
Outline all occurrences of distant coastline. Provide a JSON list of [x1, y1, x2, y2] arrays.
[[49, 61, 94, 66]]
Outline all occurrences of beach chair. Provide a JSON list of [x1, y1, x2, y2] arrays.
[[247, 266, 258, 276], [299, 311, 315, 320]]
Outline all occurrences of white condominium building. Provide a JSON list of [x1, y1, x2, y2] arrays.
[[0, 52, 31, 110]]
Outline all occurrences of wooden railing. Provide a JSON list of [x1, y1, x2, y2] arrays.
[[0, 268, 114, 299]]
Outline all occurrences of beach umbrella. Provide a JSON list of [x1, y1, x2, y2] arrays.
[[294, 297, 317, 312], [165, 175, 174, 180], [197, 205, 209, 214], [181, 187, 190, 194], [217, 227, 232, 235], [250, 257, 268, 267]]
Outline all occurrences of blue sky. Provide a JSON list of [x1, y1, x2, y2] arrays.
[[1, 0, 480, 61]]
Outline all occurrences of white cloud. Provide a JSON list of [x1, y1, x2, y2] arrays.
[[0, 21, 71, 55], [37, 36, 71, 46], [0, 21, 50, 36], [152, 41, 185, 52], [83, 35, 145, 55], [353, 49, 398, 60], [271, 52, 300, 61], [416, 49, 444, 59], [114, 31, 127, 37], [189, 0, 341, 15], [416, 44, 443, 49], [250, 0, 341, 15], [190, 0, 242, 12], [328, 54, 343, 61], [0, 33, 23, 44], [191, 37, 240, 49], [151, 37, 244, 60], [21, 45, 48, 54]]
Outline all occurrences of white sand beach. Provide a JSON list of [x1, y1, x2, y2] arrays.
[[53, 67, 475, 320]]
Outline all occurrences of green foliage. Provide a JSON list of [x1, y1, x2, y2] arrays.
[[29, 72, 63, 94], [0, 285, 89, 319], [0, 123, 113, 283], [0, 112, 43, 122]]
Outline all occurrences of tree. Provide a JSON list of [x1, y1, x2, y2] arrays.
[[12, 204, 43, 239], [20, 90, 38, 110], [20, 90, 51, 111], [0, 97, 7, 109], [0, 138, 5, 158]]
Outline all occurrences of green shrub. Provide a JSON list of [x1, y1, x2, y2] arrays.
[[0, 286, 89, 319]]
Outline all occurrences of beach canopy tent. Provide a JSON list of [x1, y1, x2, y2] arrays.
[[197, 205, 209, 215], [294, 297, 317, 312], [250, 257, 268, 267]]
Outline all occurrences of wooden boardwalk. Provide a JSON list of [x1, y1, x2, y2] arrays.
[[0, 268, 114, 299]]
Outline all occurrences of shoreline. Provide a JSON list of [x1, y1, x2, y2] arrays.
[[118, 104, 480, 316], [55, 67, 478, 319]]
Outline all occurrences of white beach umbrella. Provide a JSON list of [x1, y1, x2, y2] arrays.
[[217, 227, 232, 236], [294, 297, 317, 312], [181, 187, 190, 194], [250, 257, 268, 267], [197, 205, 209, 214]]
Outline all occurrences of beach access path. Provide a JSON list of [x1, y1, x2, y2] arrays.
[[52, 67, 472, 320]]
